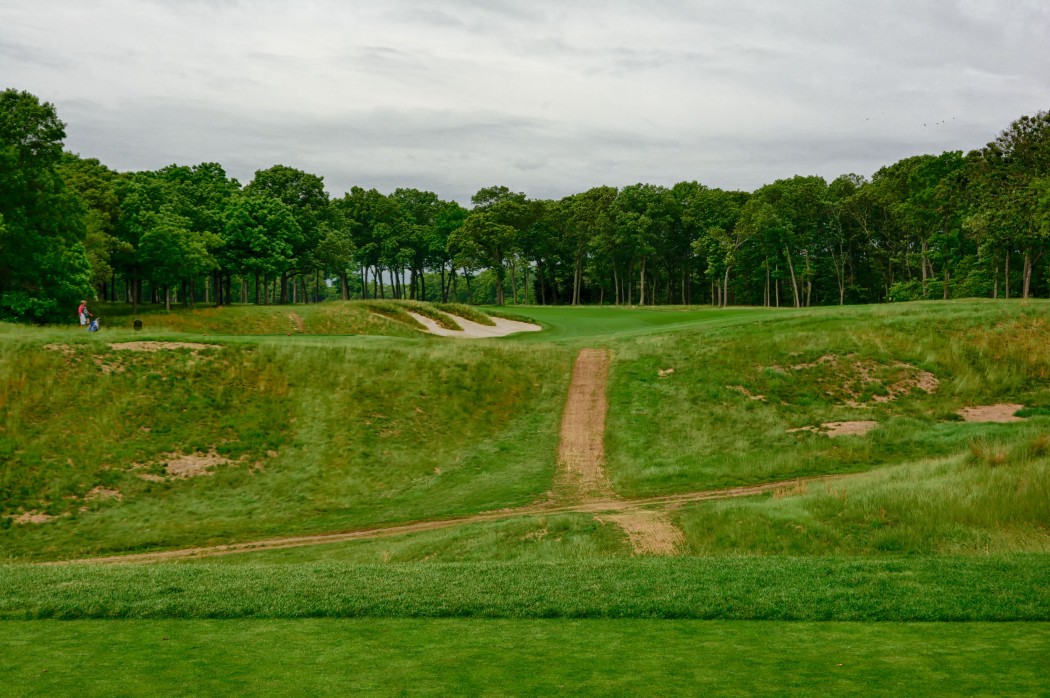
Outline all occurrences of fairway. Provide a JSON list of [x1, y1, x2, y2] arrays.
[[4, 620, 1048, 696], [3, 300, 1050, 695]]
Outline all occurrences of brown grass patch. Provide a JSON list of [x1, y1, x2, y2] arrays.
[[762, 353, 938, 407], [13, 511, 56, 524], [110, 342, 221, 353]]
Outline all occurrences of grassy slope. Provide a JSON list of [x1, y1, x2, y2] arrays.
[[0, 335, 569, 559], [605, 301, 1050, 495]]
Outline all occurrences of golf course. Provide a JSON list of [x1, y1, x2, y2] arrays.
[[2, 299, 1049, 695]]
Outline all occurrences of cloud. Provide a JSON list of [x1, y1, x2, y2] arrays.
[[3, 0, 1048, 203]]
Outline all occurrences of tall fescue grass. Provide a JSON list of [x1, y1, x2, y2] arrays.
[[0, 337, 571, 560], [605, 300, 1050, 495]]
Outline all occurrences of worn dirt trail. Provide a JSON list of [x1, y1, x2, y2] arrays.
[[553, 348, 683, 555], [556, 349, 615, 500], [44, 475, 842, 565]]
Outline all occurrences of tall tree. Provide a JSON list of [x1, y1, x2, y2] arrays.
[[245, 165, 329, 302], [0, 89, 91, 321]]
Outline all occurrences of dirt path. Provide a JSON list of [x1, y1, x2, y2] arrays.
[[43, 475, 843, 565], [597, 511, 684, 555], [556, 349, 615, 500]]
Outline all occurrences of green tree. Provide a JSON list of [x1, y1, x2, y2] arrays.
[[245, 165, 329, 302], [223, 195, 301, 305], [970, 111, 1050, 298], [0, 89, 91, 321]]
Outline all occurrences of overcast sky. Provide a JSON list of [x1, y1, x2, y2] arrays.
[[3, 0, 1048, 203]]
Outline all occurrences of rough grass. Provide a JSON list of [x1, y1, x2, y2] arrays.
[[675, 451, 1050, 555], [0, 338, 571, 560], [605, 300, 1050, 496], [78, 300, 515, 336]]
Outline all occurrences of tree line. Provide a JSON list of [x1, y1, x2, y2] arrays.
[[2, 87, 1048, 322]]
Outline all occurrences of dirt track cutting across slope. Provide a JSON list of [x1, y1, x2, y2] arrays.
[[44, 475, 844, 565]]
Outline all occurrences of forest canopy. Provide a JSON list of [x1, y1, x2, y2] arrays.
[[1, 87, 1048, 321]]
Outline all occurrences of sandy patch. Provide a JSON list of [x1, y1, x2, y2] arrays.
[[598, 510, 684, 555], [110, 342, 221, 352], [824, 420, 878, 437], [408, 312, 541, 338], [84, 486, 123, 501], [13, 511, 55, 524], [958, 404, 1025, 423], [164, 449, 231, 478], [788, 420, 878, 438], [132, 449, 233, 481], [288, 313, 305, 333]]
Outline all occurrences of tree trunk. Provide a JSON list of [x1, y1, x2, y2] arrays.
[[1005, 254, 1010, 299], [638, 261, 646, 306], [1023, 249, 1033, 299], [510, 260, 517, 305], [722, 266, 731, 308], [164, 285, 171, 312], [784, 248, 800, 308]]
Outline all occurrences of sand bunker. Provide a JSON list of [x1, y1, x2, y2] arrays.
[[408, 312, 541, 338], [110, 342, 220, 352], [788, 420, 878, 438], [958, 404, 1025, 423]]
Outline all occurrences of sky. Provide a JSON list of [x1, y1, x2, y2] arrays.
[[2, 0, 1048, 204]]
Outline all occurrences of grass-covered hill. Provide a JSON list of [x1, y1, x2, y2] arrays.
[[1, 299, 1049, 562]]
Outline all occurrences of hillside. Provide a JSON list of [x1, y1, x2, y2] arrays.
[[2, 300, 1049, 562]]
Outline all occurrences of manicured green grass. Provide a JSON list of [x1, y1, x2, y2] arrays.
[[4, 556, 1048, 620], [488, 304, 775, 343], [3, 619, 1048, 697]]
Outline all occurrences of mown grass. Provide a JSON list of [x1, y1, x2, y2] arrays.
[[0, 337, 570, 560], [605, 300, 1050, 496], [3, 619, 1048, 696], [2, 556, 1048, 620]]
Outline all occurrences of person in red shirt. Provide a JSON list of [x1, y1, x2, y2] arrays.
[[77, 300, 92, 326]]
